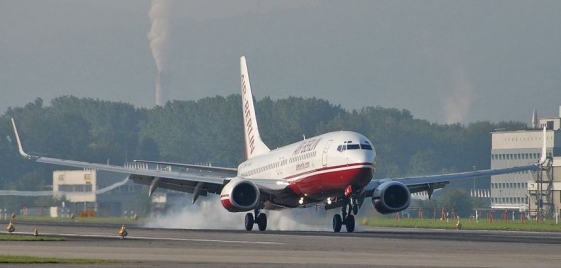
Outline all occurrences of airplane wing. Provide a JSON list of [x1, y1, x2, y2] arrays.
[[10, 119, 287, 202], [364, 126, 549, 199], [363, 163, 539, 198]]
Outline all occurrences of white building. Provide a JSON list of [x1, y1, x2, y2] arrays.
[[53, 169, 148, 216], [490, 106, 561, 218]]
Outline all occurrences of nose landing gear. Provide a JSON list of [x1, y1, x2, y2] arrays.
[[332, 197, 358, 233]]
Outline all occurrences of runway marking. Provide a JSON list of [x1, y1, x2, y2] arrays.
[[132, 235, 285, 245], [33, 232, 285, 245]]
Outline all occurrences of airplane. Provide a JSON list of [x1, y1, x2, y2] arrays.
[[11, 56, 548, 232]]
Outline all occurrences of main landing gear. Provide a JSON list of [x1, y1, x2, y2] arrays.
[[332, 197, 359, 233], [245, 209, 267, 231]]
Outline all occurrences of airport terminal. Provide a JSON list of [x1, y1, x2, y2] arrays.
[[490, 106, 561, 219]]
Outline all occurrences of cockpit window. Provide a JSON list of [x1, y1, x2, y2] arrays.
[[360, 144, 372, 150], [347, 144, 360, 150], [337, 142, 373, 152]]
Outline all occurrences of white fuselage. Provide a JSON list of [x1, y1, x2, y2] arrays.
[[237, 131, 376, 201]]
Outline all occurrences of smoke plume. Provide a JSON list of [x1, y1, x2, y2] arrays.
[[144, 195, 335, 231], [442, 67, 474, 124], [147, 0, 172, 106]]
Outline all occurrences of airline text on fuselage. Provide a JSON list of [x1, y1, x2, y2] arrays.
[[296, 162, 310, 171], [293, 138, 322, 155]]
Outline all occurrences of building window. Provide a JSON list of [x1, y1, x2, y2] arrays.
[[58, 184, 92, 192]]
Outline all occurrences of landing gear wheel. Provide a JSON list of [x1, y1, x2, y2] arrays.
[[352, 203, 359, 215], [333, 214, 343, 232], [256, 213, 267, 231], [245, 213, 254, 231], [345, 214, 355, 233]]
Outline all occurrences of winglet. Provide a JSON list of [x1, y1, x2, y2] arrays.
[[10, 118, 31, 159], [539, 125, 547, 165]]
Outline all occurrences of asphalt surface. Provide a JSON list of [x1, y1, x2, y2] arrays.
[[1, 220, 560, 267]]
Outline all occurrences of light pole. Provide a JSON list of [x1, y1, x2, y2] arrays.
[[472, 165, 476, 196]]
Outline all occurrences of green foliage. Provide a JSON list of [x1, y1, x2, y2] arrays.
[[0, 235, 64, 242], [364, 218, 561, 232], [438, 188, 475, 218], [0, 95, 528, 212], [416, 189, 487, 219], [0, 255, 113, 264]]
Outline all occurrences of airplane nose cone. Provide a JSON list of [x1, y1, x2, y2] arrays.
[[348, 150, 375, 165]]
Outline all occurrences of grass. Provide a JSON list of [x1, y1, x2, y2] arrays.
[[361, 217, 561, 232], [0, 255, 115, 264], [9, 214, 561, 232], [0, 234, 64, 241], [7, 215, 142, 224]]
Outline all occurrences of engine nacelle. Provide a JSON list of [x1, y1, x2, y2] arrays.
[[372, 181, 411, 214], [220, 178, 260, 212]]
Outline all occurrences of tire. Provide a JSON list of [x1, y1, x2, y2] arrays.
[[256, 213, 267, 231], [345, 214, 355, 233], [245, 213, 254, 231], [333, 214, 342, 232]]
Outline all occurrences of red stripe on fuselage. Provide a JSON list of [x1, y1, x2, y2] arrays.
[[284, 162, 373, 181], [287, 163, 374, 199]]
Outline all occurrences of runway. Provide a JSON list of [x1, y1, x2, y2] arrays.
[[1, 220, 560, 267]]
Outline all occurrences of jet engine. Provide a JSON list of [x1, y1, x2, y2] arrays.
[[220, 178, 260, 212], [372, 181, 411, 214]]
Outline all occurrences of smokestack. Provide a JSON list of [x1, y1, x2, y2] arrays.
[[532, 108, 538, 129], [156, 71, 162, 106], [147, 0, 171, 107]]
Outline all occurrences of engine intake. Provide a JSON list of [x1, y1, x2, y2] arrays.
[[220, 178, 260, 212], [372, 181, 411, 214]]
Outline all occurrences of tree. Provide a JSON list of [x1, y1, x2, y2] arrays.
[[0, 94, 529, 208], [438, 188, 475, 218]]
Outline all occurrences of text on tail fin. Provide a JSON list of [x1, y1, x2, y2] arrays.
[[240, 56, 270, 159]]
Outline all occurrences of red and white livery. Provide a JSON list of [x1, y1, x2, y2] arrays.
[[11, 56, 547, 232]]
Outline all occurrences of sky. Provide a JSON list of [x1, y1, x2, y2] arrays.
[[1, 0, 560, 124]]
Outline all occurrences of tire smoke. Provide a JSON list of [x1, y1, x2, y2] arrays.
[[144, 195, 332, 231]]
